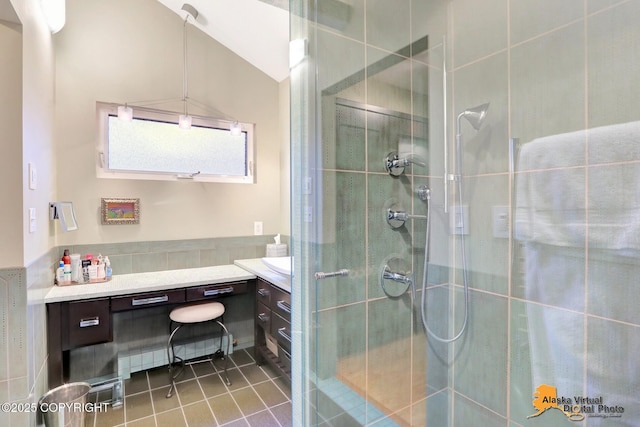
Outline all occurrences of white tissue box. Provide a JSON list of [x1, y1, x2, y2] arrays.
[[266, 243, 287, 257]]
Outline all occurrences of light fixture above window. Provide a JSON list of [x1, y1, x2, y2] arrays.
[[230, 121, 242, 136], [116, 3, 241, 134]]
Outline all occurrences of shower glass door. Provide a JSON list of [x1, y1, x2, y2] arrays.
[[292, 1, 640, 426], [290, 1, 448, 426]]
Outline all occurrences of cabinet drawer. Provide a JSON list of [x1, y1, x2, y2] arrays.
[[270, 286, 291, 321], [279, 344, 291, 372], [272, 312, 291, 353], [186, 281, 248, 301], [111, 289, 184, 311], [256, 301, 271, 331], [256, 279, 271, 306], [64, 298, 111, 350]]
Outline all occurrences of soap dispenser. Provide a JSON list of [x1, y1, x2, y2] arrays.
[[104, 256, 112, 279]]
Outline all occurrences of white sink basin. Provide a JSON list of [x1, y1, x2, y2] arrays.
[[262, 256, 293, 277]]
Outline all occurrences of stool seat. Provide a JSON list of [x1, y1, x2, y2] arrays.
[[169, 301, 225, 324], [166, 300, 232, 398]]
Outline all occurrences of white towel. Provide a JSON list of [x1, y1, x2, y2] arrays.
[[515, 121, 640, 251]]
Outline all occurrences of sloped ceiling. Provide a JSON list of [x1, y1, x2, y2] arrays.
[[156, 0, 290, 82], [0, 0, 20, 24]]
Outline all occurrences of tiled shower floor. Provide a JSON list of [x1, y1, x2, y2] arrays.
[[85, 347, 292, 427]]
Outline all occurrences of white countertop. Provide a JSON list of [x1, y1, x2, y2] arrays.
[[44, 264, 255, 304], [234, 258, 291, 293]]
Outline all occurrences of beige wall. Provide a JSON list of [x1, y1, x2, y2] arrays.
[[2, 0, 59, 269], [0, 18, 23, 268], [279, 77, 291, 234], [54, 0, 287, 246]]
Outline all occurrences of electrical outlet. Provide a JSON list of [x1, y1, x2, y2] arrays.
[[253, 221, 263, 236], [29, 208, 36, 233]]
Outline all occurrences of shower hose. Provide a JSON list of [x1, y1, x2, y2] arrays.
[[417, 181, 470, 343]]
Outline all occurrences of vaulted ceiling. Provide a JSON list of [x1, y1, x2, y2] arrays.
[[156, 0, 290, 82]]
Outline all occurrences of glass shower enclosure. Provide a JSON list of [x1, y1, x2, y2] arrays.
[[290, 1, 640, 426]]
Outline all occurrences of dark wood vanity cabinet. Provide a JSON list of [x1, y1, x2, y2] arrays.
[[47, 280, 250, 388], [64, 298, 112, 348], [254, 278, 291, 382], [47, 298, 113, 386]]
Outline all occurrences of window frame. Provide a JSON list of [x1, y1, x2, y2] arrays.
[[96, 102, 255, 183]]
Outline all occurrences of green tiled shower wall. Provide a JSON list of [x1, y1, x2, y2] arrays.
[[293, 0, 640, 425]]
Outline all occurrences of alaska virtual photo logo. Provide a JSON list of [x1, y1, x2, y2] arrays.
[[528, 384, 624, 421]]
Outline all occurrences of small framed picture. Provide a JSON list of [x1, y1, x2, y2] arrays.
[[101, 198, 140, 225]]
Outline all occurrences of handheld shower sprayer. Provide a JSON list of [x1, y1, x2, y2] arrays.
[[418, 102, 490, 343]]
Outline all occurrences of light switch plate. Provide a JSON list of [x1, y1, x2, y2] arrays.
[[28, 163, 37, 190]]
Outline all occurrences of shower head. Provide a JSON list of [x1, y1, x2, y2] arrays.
[[459, 102, 490, 131]]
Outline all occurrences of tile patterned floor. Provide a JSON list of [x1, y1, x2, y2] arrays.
[[85, 347, 292, 427]]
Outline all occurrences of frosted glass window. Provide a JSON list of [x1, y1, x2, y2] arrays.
[[97, 103, 254, 183]]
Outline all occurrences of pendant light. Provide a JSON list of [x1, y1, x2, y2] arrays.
[[116, 3, 242, 135]]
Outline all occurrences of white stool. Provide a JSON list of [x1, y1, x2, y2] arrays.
[[166, 301, 231, 398]]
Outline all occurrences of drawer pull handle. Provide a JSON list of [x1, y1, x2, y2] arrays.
[[280, 346, 291, 360], [258, 313, 270, 323], [277, 327, 292, 343], [257, 288, 270, 297], [131, 295, 169, 306], [276, 300, 291, 314], [204, 286, 234, 296], [79, 317, 100, 328]]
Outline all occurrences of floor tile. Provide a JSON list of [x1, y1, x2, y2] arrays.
[[155, 408, 188, 426], [199, 373, 228, 399], [150, 386, 180, 413], [182, 400, 216, 427], [245, 409, 280, 427], [253, 380, 288, 407], [125, 392, 153, 422], [124, 371, 149, 396], [175, 379, 205, 406], [231, 387, 266, 417], [209, 393, 243, 425], [85, 346, 291, 427]]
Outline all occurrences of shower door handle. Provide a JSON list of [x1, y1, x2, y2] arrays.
[[314, 269, 349, 280]]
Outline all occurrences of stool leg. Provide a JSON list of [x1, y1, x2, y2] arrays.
[[212, 314, 225, 360], [216, 320, 232, 386], [166, 323, 183, 398]]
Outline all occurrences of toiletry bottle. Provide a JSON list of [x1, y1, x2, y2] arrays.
[[62, 249, 72, 283], [62, 249, 71, 265], [97, 262, 106, 280], [104, 256, 112, 279], [88, 259, 98, 282], [70, 253, 81, 283], [82, 255, 92, 283], [56, 261, 65, 284]]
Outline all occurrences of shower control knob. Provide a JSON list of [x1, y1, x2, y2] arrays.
[[384, 151, 425, 176]]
